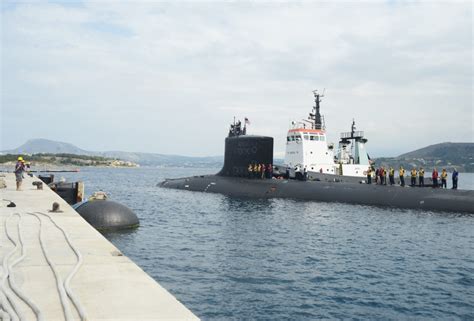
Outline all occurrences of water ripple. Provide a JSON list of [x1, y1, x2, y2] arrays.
[[59, 168, 474, 321]]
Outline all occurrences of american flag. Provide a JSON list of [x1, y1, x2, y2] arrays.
[[245, 117, 250, 125]]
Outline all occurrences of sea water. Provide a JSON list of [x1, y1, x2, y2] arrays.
[[59, 168, 473, 320]]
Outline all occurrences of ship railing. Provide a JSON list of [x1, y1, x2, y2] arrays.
[[340, 131, 364, 139]]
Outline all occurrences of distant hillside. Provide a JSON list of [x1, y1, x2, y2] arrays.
[[4, 139, 472, 171], [6, 138, 89, 155], [398, 142, 473, 159], [0, 153, 138, 168], [2, 138, 222, 168], [375, 142, 474, 172], [100, 151, 222, 167]]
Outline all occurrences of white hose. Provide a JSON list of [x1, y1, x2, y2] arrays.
[[0, 291, 15, 321], [1, 209, 87, 321], [0, 307, 12, 321], [1, 213, 20, 321], [33, 212, 88, 321], [5, 213, 44, 321], [28, 213, 74, 321]]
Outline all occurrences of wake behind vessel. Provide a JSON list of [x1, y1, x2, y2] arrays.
[[159, 91, 474, 214]]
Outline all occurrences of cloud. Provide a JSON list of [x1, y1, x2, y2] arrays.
[[1, 1, 472, 156]]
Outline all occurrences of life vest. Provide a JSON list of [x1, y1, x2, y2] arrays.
[[248, 165, 253, 172], [399, 169, 405, 176], [441, 171, 447, 179], [389, 168, 395, 176], [14, 162, 24, 174], [411, 169, 417, 177], [419, 169, 425, 177]]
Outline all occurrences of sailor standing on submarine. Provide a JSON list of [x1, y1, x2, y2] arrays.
[[366, 166, 372, 184], [419, 167, 425, 187], [452, 168, 459, 189], [441, 168, 448, 188], [399, 166, 405, 187], [411, 168, 417, 186], [389, 166, 395, 185]]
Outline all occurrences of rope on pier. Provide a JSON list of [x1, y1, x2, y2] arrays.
[[1, 212, 87, 321], [4, 213, 44, 321], [34, 212, 88, 321], [1, 213, 21, 321], [0, 307, 12, 321], [0, 290, 15, 321], [28, 212, 75, 321]]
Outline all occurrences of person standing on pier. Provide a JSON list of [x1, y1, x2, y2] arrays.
[[14, 156, 26, 191], [452, 168, 459, 189], [441, 168, 448, 188]]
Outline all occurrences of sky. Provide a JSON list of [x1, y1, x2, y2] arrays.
[[1, 0, 472, 157]]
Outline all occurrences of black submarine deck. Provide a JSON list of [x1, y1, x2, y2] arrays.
[[160, 175, 474, 214]]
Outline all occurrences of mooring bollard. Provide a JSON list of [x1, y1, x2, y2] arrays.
[[32, 181, 43, 190]]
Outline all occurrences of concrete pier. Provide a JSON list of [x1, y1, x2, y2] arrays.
[[0, 173, 199, 321]]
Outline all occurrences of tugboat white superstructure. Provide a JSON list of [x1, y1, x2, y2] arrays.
[[284, 90, 370, 178]]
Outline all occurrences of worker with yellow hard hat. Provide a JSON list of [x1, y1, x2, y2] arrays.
[[14, 156, 26, 191]]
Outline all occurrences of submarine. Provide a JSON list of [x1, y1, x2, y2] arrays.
[[159, 95, 474, 214]]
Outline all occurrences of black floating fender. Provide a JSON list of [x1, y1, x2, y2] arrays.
[[74, 200, 139, 231]]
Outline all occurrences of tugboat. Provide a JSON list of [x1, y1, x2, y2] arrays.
[[283, 90, 370, 183]]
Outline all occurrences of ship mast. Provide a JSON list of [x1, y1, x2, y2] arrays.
[[309, 90, 324, 130]]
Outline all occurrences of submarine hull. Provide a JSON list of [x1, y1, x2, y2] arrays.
[[160, 175, 474, 214]]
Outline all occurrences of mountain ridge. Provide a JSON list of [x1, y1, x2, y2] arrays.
[[3, 138, 473, 171], [2, 138, 222, 167], [375, 142, 473, 172]]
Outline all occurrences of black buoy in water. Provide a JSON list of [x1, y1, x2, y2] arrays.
[[74, 200, 139, 231]]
